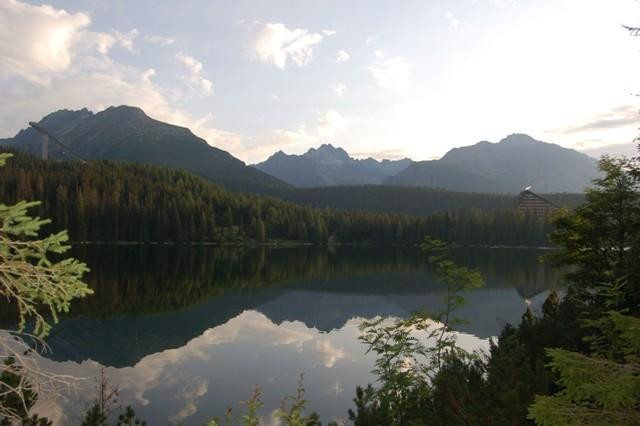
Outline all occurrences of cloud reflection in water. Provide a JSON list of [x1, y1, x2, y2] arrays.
[[32, 310, 488, 424]]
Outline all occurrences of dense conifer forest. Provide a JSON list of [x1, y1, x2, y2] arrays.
[[0, 150, 555, 246], [272, 185, 584, 217]]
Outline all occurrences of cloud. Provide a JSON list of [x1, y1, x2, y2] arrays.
[[317, 109, 348, 138], [168, 378, 209, 423], [365, 53, 412, 91], [113, 28, 139, 52], [27, 312, 490, 423], [328, 381, 344, 395], [330, 83, 346, 97], [78, 31, 116, 55], [0, 0, 93, 84], [314, 339, 345, 368], [253, 22, 324, 69], [581, 142, 639, 159], [322, 29, 336, 36], [336, 50, 350, 63], [250, 109, 349, 161], [554, 105, 639, 134], [266, 125, 316, 153], [144, 35, 175, 46], [350, 148, 408, 160], [175, 51, 213, 96], [253, 109, 349, 162], [141, 68, 156, 84], [365, 35, 379, 45], [446, 11, 460, 30]]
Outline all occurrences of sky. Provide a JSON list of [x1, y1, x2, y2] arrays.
[[0, 0, 639, 164]]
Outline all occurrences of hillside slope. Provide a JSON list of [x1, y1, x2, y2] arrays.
[[386, 134, 598, 193], [1, 106, 289, 193]]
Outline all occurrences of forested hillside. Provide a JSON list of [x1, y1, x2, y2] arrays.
[[0, 106, 289, 193], [276, 184, 584, 216], [0, 150, 553, 246]]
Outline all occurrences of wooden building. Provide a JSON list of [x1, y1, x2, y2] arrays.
[[516, 188, 556, 218]]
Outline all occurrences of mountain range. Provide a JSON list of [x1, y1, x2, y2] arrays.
[[253, 145, 411, 187], [0, 106, 289, 193], [256, 134, 598, 193], [1, 106, 599, 195], [386, 134, 599, 193]]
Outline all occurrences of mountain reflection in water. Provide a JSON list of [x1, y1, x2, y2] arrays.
[[27, 246, 559, 424]]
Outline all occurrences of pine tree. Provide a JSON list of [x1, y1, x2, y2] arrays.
[[548, 156, 640, 314], [528, 312, 640, 425]]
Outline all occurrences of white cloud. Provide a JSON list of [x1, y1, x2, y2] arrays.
[[141, 68, 156, 84], [27, 311, 361, 422], [446, 11, 460, 30], [77, 31, 115, 55], [551, 105, 639, 135], [365, 53, 412, 91], [365, 35, 379, 45], [336, 50, 350, 63], [144, 34, 175, 46], [175, 51, 213, 96], [315, 339, 345, 368], [253, 22, 324, 69], [113, 28, 139, 52], [328, 380, 344, 395], [254, 109, 349, 162], [330, 83, 347, 97], [317, 109, 348, 138], [168, 378, 209, 423], [267, 125, 316, 152], [0, 0, 93, 84], [322, 29, 336, 36]]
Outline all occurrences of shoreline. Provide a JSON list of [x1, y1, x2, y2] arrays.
[[69, 240, 557, 250]]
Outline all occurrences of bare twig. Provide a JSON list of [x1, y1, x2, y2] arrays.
[[0, 331, 83, 422]]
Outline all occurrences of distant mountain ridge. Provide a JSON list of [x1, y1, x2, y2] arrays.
[[253, 144, 411, 187], [0, 106, 289, 193], [386, 134, 599, 193], [0, 107, 599, 195]]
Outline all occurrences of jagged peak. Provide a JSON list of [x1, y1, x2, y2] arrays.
[[305, 143, 350, 160], [265, 150, 291, 161], [317, 143, 336, 150], [39, 107, 93, 122]]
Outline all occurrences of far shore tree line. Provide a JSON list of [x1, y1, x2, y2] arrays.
[[0, 150, 554, 247]]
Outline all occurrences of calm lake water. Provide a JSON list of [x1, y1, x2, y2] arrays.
[[29, 246, 560, 425]]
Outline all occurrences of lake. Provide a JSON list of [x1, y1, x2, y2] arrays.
[[27, 245, 560, 424]]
